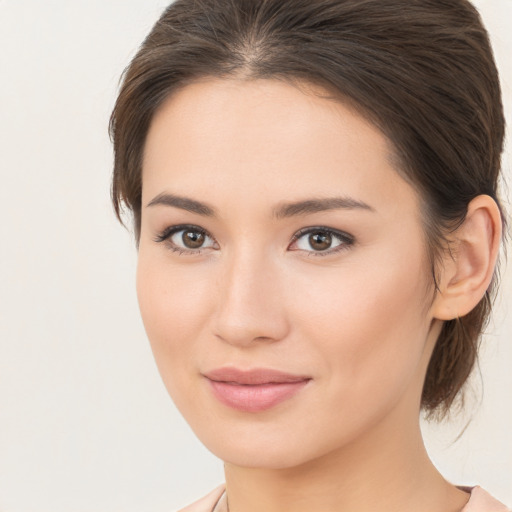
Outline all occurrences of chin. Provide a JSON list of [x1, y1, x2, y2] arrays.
[[192, 423, 333, 470], [213, 442, 313, 470]]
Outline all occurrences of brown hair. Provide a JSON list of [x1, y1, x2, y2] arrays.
[[110, 0, 506, 418]]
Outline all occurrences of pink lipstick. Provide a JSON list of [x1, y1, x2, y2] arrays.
[[203, 367, 311, 412]]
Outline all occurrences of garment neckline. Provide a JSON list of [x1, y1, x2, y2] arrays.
[[211, 485, 499, 512]]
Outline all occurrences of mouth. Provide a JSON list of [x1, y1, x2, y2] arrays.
[[202, 367, 312, 412]]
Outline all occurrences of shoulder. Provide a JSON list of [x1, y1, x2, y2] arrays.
[[176, 484, 226, 512], [461, 486, 511, 512]]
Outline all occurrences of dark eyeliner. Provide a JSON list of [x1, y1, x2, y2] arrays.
[[153, 224, 207, 244], [290, 226, 355, 256], [153, 224, 218, 257]]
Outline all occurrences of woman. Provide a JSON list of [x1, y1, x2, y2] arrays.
[[110, 0, 510, 510]]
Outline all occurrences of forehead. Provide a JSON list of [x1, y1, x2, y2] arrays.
[[141, 77, 419, 220]]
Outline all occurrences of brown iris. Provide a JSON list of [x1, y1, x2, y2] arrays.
[[309, 231, 332, 251], [182, 230, 205, 249]]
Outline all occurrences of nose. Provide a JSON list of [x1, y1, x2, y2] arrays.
[[212, 250, 290, 347]]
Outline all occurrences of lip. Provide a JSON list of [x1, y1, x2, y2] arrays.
[[203, 367, 311, 412]]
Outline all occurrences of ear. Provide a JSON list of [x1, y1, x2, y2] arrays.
[[431, 195, 502, 321]]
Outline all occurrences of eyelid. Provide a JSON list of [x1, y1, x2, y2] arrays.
[[154, 224, 355, 257], [289, 226, 355, 256], [154, 224, 218, 254]]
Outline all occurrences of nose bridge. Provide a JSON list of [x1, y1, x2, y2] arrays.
[[213, 245, 288, 346]]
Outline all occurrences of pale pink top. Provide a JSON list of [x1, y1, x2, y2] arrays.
[[177, 484, 511, 512]]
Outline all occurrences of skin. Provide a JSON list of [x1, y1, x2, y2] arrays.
[[137, 78, 501, 512]]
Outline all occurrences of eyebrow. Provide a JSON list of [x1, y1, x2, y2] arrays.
[[146, 193, 375, 218], [147, 193, 216, 216], [272, 196, 375, 219]]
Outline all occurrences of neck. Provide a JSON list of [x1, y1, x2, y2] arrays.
[[223, 409, 469, 512]]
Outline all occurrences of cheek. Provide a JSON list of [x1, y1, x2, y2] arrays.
[[289, 242, 431, 409], [135, 250, 214, 387]]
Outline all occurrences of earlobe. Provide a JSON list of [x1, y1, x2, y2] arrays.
[[431, 195, 502, 321]]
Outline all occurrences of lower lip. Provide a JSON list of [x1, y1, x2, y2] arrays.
[[206, 379, 310, 412]]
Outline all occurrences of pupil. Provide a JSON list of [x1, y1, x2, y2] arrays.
[[183, 230, 205, 249], [309, 232, 332, 251]]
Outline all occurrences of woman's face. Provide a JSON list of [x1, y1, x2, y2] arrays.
[[137, 78, 440, 469]]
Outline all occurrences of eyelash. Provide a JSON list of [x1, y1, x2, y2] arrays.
[[154, 224, 355, 257], [291, 226, 354, 257]]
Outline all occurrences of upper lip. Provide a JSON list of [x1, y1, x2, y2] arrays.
[[203, 367, 311, 385]]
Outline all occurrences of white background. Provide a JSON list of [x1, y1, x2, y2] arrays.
[[0, 1, 510, 511]]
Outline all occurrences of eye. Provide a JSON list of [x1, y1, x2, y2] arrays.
[[290, 227, 354, 256], [154, 224, 218, 254]]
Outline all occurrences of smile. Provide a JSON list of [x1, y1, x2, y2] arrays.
[[203, 367, 311, 412]]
